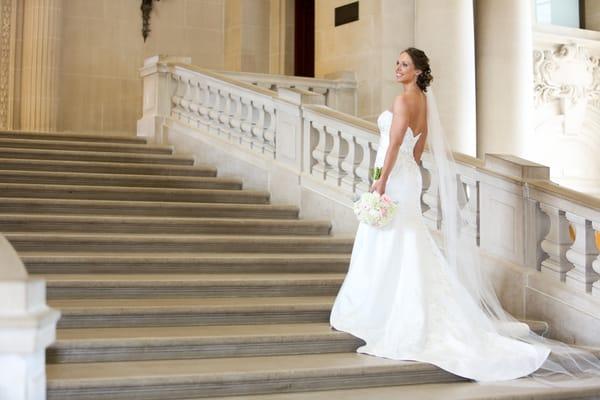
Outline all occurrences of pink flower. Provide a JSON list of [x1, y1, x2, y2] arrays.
[[382, 194, 392, 203]]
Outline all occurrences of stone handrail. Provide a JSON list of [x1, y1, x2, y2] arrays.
[[216, 69, 358, 116], [138, 56, 600, 339]]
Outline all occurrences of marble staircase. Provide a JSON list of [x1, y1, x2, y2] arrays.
[[1, 131, 599, 399]]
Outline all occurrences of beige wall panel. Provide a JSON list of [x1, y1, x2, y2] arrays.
[[316, 0, 414, 122], [59, 0, 225, 136]]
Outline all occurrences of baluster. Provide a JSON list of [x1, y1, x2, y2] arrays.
[[229, 95, 243, 143], [211, 89, 226, 136], [251, 103, 266, 151], [239, 98, 254, 146], [179, 78, 193, 124], [188, 80, 201, 127], [218, 93, 234, 139], [170, 75, 185, 119], [353, 136, 376, 193], [592, 221, 600, 297], [565, 213, 600, 292], [324, 127, 348, 187], [196, 81, 210, 127], [311, 123, 333, 180], [421, 158, 442, 230], [460, 175, 479, 245], [261, 105, 276, 157], [340, 133, 360, 193], [539, 204, 573, 281]]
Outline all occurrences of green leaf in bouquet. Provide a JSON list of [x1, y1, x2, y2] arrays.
[[372, 167, 382, 180]]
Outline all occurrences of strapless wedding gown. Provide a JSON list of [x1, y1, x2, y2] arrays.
[[329, 110, 550, 381]]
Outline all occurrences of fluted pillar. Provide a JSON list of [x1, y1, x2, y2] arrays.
[[415, 0, 476, 157], [20, 0, 62, 131], [474, 0, 533, 159]]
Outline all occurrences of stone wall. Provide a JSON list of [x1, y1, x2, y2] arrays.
[[314, 0, 414, 122], [59, 0, 226, 135]]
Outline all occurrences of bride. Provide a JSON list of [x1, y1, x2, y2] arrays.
[[330, 47, 600, 382]]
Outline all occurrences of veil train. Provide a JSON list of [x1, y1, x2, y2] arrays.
[[425, 89, 600, 383]]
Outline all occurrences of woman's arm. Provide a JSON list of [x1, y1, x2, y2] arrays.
[[370, 96, 409, 194]]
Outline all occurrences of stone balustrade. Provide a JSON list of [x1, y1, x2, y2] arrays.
[[217, 70, 358, 116], [139, 55, 600, 345]]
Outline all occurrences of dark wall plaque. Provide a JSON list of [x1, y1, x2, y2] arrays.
[[335, 2, 359, 27]]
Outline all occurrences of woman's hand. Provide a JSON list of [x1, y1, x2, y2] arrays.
[[370, 178, 387, 195]]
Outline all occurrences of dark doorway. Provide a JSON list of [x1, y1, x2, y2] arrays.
[[294, 0, 315, 77]]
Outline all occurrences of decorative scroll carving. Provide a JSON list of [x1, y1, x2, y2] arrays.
[[533, 44, 600, 108]]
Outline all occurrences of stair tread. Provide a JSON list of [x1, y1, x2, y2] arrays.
[[0, 130, 146, 143], [0, 182, 263, 194], [1, 214, 327, 225], [204, 379, 600, 400], [46, 352, 441, 384], [21, 252, 349, 260], [37, 273, 344, 286], [0, 157, 216, 174], [0, 197, 296, 209], [52, 320, 547, 344], [0, 137, 172, 152], [0, 144, 193, 161], [53, 322, 347, 342], [8, 232, 352, 240], [49, 296, 335, 309], [0, 170, 239, 184]]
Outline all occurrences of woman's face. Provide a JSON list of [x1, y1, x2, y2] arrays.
[[395, 52, 420, 84]]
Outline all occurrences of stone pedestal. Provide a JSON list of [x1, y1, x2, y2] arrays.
[[0, 236, 60, 400]]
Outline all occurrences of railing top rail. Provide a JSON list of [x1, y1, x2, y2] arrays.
[[302, 104, 378, 135], [528, 179, 600, 216], [217, 69, 358, 88], [169, 62, 278, 98]]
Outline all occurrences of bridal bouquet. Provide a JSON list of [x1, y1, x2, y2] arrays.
[[353, 168, 398, 227]]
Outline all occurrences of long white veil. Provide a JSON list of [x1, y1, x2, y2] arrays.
[[425, 89, 600, 383]]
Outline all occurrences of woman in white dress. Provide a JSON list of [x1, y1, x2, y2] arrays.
[[329, 48, 600, 382]]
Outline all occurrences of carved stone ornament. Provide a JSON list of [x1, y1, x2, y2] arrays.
[[534, 43, 600, 108], [533, 43, 600, 135]]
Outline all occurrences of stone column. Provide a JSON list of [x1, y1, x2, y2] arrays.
[[474, 0, 534, 159], [20, 0, 62, 131], [415, 0, 477, 157]]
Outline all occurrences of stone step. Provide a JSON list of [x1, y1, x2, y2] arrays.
[[0, 198, 299, 219], [7, 233, 353, 253], [39, 273, 344, 299], [47, 320, 550, 365], [0, 130, 146, 144], [209, 379, 600, 400], [45, 353, 463, 400], [0, 183, 269, 203], [47, 323, 360, 364], [0, 170, 242, 189], [50, 296, 335, 328], [21, 252, 350, 274], [0, 214, 331, 236], [0, 147, 194, 165], [0, 137, 172, 154], [0, 157, 216, 177]]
